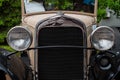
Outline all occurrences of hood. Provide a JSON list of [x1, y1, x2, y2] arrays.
[[23, 13, 95, 28]]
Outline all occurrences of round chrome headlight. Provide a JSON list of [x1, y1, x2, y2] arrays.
[[7, 26, 32, 51], [91, 26, 115, 51]]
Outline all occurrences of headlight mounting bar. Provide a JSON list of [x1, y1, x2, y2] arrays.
[[27, 45, 95, 50]]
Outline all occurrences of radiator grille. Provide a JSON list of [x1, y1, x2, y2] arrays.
[[38, 27, 84, 80]]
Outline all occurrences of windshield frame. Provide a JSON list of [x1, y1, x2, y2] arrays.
[[21, 0, 98, 17]]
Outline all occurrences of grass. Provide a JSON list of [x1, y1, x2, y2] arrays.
[[0, 44, 20, 57], [0, 44, 15, 52]]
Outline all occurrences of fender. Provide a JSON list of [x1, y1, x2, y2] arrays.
[[0, 48, 32, 80], [0, 50, 16, 80]]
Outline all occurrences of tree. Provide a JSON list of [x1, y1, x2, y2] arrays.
[[98, 0, 120, 22], [0, 0, 21, 29]]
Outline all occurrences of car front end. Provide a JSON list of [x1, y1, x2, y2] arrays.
[[1, 0, 120, 80]]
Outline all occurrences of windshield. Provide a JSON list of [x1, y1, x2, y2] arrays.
[[24, 0, 95, 14]]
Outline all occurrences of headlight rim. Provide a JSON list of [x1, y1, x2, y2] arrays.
[[90, 26, 115, 51], [7, 26, 32, 51]]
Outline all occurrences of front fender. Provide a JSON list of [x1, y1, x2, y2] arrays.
[[0, 50, 15, 80], [0, 48, 32, 80]]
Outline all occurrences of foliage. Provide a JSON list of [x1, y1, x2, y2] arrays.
[[0, 0, 21, 29], [110, 0, 120, 16], [98, 0, 120, 22], [0, 45, 15, 52], [0, 29, 7, 43], [97, 8, 106, 22], [45, 0, 73, 10]]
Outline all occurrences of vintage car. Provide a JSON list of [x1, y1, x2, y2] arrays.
[[0, 0, 120, 80]]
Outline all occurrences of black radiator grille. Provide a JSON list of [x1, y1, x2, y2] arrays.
[[38, 27, 84, 80]]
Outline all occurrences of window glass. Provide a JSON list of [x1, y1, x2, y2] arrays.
[[24, 0, 95, 14]]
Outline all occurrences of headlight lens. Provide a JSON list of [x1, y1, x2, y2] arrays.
[[7, 26, 32, 51], [91, 26, 115, 51]]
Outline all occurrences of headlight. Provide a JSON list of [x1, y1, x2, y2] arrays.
[[7, 26, 32, 51], [91, 26, 115, 51]]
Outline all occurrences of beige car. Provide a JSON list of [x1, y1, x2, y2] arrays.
[[4, 0, 120, 80]]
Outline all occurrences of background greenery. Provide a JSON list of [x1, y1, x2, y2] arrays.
[[97, 0, 120, 21], [45, 0, 73, 10], [0, 0, 21, 51], [0, 0, 120, 51]]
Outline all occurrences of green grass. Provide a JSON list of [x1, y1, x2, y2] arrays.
[[0, 45, 21, 57], [0, 44, 15, 52]]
